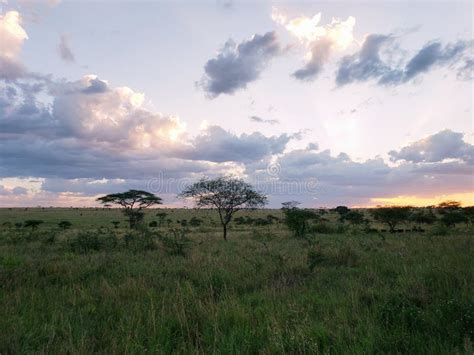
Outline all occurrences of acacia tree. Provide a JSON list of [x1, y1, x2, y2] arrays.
[[97, 190, 162, 228], [178, 176, 267, 240], [281, 201, 318, 239], [370, 206, 412, 233]]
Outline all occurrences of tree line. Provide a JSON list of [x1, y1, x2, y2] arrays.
[[94, 176, 474, 241]]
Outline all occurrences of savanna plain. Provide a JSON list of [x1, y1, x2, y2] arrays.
[[0, 207, 473, 354]]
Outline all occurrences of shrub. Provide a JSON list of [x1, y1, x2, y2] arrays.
[[111, 221, 120, 229], [149, 221, 158, 228], [58, 220, 72, 230], [160, 228, 191, 257], [429, 222, 450, 236], [69, 231, 117, 253], [69, 231, 102, 253], [189, 217, 203, 227], [24, 220, 44, 230], [441, 211, 468, 227], [282, 204, 318, 238], [124, 230, 156, 251]]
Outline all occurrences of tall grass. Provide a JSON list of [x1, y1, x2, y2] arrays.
[[0, 209, 473, 353]]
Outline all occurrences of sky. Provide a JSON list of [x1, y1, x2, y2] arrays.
[[0, 0, 473, 208]]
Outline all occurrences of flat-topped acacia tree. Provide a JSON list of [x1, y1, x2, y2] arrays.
[[179, 176, 267, 240], [97, 190, 162, 229]]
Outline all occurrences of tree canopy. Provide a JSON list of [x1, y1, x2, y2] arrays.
[[178, 176, 267, 240], [97, 190, 162, 228]]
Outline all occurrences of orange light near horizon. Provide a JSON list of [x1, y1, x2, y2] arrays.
[[367, 192, 474, 208]]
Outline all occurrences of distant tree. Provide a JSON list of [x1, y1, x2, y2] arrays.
[[343, 210, 365, 225], [441, 210, 468, 227], [334, 206, 350, 217], [282, 201, 318, 238], [463, 206, 474, 225], [24, 220, 44, 230], [97, 190, 162, 229], [437, 200, 462, 210], [58, 220, 72, 230], [281, 201, 301, 210], [370, 207, 411, 233], [156, 212, 168, 227], [410, 210, 437, 225], [111, 221, 120, 229], [179, 176, 267, 240], [189, 217, 203, 227]]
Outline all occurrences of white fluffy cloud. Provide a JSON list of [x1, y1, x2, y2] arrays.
[[272, 8, 356, 81], [0, 11, 28, 79]]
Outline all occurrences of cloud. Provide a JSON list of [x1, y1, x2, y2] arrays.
[[250, 115, 279, 125], [403, 41, 469, 81], [58, 34, 75, 62], [389, 129, 474, 164], [336, 35, 473, 86], [264, 138, 474, 206], [178, 125, 292, 163], [0, 74, 295, 185], [0, 185, 28, 195], [457, 58, 474, 81], [292, 38, 333, 80], [336, 34, 395, 86], [272, 8, 356, 81], [200, 31, 281, 97], [0, 11, 28, 79]]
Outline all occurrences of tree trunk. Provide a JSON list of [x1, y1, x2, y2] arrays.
[[223, 223, 227, 241]]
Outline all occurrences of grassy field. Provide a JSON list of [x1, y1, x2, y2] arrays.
[[0, 208, 473, 354]]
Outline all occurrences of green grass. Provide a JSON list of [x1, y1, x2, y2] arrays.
[[0, 208, 473, 353]]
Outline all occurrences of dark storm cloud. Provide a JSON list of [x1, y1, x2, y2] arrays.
[[200, 31, 281, 97]]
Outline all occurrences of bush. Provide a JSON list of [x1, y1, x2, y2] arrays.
[[69, 231, 117, 253], [160, 228, 191, 257], [124, 230, 157, 251], [283, 206, 318, 238], [58, 220, 72, 230], [69, 231, 102, 253], [149, 221, 158, 228], [429, 222, 450, 236], [24, 220, 44, 230], [189, 217, 203, 227]]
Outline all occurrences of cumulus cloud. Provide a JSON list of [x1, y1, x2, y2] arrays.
[[263, 139, 474, 206], [58, 34, 75, 62], [0, 74, 295, 186], [0, 11, 28, 79], [200, 31, 281, 97], [336, 34, 395, 86], [250, 115, 279, 125], [0, 185, 28, 195], [272, 8, 356, 81], [178, 125, 292, 163], [389, 129, 474, 164], [336, 35, 473, 86]]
